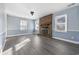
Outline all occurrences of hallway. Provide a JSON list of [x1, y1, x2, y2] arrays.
[[3, 35, 79, 55]]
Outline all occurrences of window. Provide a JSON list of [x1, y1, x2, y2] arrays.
[[35, 20, 39, 31], [20, 20, 27, 30]]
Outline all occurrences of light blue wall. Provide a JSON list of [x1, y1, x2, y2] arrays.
[[27, 20, 35, 32], [0, 4, 5, 33], [7, 15, 35, 37], [52, 6, 79, 42], [0, 4, 5, 51], [7, 15, 20, 30]]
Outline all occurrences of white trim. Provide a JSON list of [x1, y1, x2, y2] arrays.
[[53, 37, 79, 44], [7, 33, 33, 37], [68, 30, 79, 32], [5, 13, 7, 37]]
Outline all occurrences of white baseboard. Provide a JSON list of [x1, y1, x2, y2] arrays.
[[7, 33, 33, 37], [53, 37, 79, 44]]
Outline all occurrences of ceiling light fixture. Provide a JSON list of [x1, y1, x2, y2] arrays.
[[30, 11, 34, 16]]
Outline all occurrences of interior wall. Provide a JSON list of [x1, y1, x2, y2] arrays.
[[0, 3, 5, 52], [0, 4, 5, 33], [52, 6, 79, 43], [27, 20, 35, 32], [35, 19, 39, 34], [7, 15, 20, 31], [7, 15, 35, 37]]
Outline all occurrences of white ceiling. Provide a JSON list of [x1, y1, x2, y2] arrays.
[[5, 3, 71, 19]]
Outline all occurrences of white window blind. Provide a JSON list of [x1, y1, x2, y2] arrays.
[[20, 20, 27, 30]]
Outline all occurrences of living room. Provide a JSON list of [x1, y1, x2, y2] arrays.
[[0, 3, 79, 55]]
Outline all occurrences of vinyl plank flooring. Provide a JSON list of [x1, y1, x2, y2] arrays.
[[3, 35, 79, 55]]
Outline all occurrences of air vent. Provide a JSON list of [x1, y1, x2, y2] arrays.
[[67, 3, 76, 7]]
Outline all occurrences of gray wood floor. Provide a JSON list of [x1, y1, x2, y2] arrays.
[[3, 35, 79, 55]]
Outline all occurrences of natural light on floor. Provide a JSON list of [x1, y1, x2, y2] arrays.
[[2, 38, 31, 55]]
